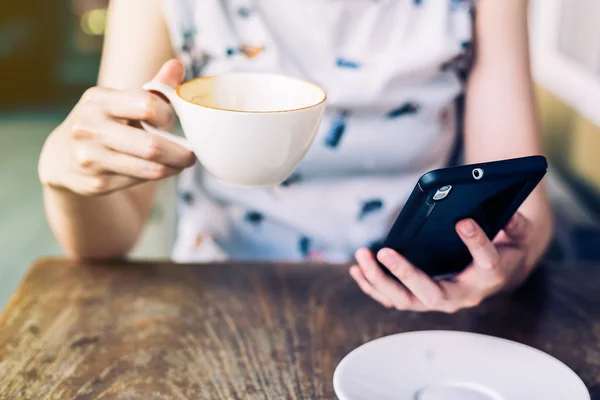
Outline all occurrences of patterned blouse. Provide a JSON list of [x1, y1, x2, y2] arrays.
[[161, 0, 476, 262]]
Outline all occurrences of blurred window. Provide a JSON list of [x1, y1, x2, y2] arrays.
[[530, 0, 600, 127], [558, 0, 600, 75]]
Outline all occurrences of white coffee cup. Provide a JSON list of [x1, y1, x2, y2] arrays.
[[141, 72, 326, 187]]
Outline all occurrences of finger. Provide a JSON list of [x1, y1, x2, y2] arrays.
[[456, 219, 501, 270], [84, 120, 195, 168], [349, 265, 394, 308], [73, 143, 180, 180], [152, 59, 185, 89], [502, 212, 533, 245], [449, 255, 509, 298], [377, 248, 446, 309], [81, 87, 173, 127], [100, 150, 181, 180], [437, 278, 486, 312], [61, 172, 140, 196], [146, 59, 186, 106], [90, 174, 143, 195], [355, 248, 415, 309]]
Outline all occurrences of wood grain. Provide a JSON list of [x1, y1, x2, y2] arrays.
[[0, 258, 599, 399]]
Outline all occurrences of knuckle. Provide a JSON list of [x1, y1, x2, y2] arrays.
[[441, 304, 460, 314], [149, 163, 168, 179], [363, 268, 375, 281], [474, 232, 488, 247], [74, 148, 95, 169], [141, 94, 158, 120], [425, 293, 446, 309], [38, 174, 51, 187], [486, 274, 506, 291], [465, 297, 482, 308], [492, 273, 507, 288], [143, 137, 161, 160], [395, 264, 413, 281], [70, 122, 94, 140], [89, 177, 108, 193], [393, 299, 411, 310], [488, 254, 501, 270], [365, 266, 380, 282], [81, 87, 102, 103]]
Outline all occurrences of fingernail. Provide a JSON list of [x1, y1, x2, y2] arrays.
[[355, 248, 367, 261], [459, 220, 475, 237], [378, 248, 393, 260]]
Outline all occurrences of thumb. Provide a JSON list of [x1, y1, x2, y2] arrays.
[[152, 59, 185, 88]]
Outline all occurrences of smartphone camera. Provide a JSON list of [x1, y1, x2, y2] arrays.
[[433, 185, 452, 200], [472, 168, 484, 180]]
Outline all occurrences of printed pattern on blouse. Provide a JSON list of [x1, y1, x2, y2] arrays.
[[163, 0, 476, 263]]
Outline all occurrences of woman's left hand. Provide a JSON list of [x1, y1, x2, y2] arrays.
[[350, 211, 537, 313]]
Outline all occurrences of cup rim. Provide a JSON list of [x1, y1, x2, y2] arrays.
[[176, 72, 327, 113]]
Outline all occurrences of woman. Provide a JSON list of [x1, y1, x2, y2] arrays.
[[39, 0, 553, 313]]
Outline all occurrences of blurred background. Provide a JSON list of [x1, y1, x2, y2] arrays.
[[0, 0, 176, 309], [0, 0, 599, 309]]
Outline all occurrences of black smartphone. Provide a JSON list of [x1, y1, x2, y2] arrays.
[[373, 155, 548, 279]]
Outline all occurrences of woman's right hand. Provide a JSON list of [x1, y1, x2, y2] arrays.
[[39, 60, 196, 196]]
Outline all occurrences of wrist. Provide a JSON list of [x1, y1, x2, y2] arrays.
[[524, 212, 554, 270]]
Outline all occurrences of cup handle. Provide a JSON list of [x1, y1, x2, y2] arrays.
[[140, 81, 193, 151]]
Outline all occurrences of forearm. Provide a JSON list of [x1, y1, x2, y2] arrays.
[[463, 0, 553, 268], [40, 0, 175, 260], [517, 185, 553, 267], [43, 184, 154, 260]]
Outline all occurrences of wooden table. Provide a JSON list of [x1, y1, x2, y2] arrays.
[[0, 258, 598, 399]]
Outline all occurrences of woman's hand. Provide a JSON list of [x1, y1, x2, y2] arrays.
[[350, 212, 537, 313], [39, 60, 195, 196]]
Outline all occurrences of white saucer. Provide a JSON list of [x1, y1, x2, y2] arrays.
[[333, 330, 589, 400]]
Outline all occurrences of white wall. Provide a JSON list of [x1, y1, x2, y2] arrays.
[[529, 0, 600, 127]]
